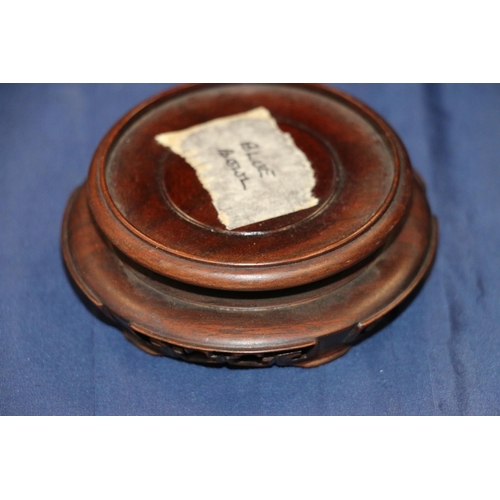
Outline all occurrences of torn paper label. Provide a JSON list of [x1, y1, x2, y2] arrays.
[[155, 107, 318, 230]]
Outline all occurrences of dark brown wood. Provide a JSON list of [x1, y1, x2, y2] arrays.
[[61, 84, 438, 367]]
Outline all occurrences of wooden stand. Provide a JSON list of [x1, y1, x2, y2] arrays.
[[61, 84, 437, 367]]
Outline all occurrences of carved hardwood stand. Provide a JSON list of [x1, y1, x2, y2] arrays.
[[61, 84, 437, 367]]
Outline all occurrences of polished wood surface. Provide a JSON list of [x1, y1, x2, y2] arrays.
[[61, 84, 437, 367], [87, 84, 412, 291]]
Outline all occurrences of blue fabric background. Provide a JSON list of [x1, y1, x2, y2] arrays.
[[1, 84, 499, 415]]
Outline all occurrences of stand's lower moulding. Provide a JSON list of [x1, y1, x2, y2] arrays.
[[61, 84, 438, 367]]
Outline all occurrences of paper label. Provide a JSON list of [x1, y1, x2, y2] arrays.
[[155, 107, 318, 230]]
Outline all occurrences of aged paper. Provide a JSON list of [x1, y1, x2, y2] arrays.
[[155, 107, 318, 230]]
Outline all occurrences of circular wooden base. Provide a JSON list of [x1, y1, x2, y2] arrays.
[[62, 175, 437, 368]]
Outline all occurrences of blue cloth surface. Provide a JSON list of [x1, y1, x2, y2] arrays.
[[1, 83, 499, 415]]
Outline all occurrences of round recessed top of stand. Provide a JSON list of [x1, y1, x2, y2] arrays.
[[87, 84, 412, 291]]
